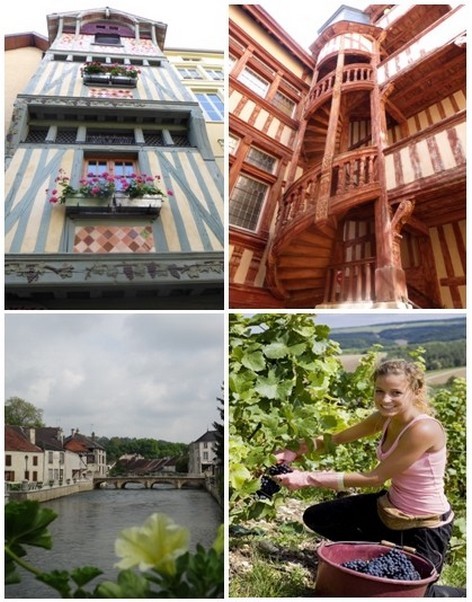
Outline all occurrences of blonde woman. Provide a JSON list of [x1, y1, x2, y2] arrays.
[[275, 359, 464, 597]]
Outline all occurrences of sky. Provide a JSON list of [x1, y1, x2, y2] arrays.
[[4, 313, 224, 443], [258, 1, 370, 51]]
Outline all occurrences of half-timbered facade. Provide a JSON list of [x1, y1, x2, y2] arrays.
[[229, 4, 466, 309], [5, 7, 224, 309]]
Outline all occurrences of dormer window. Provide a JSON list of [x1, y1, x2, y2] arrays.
[[95, 32, 121, 46]]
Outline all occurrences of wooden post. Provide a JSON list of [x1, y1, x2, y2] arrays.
[[370, 39, 409, 305]]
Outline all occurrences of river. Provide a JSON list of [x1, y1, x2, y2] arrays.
[[6, 485, 222, 598]]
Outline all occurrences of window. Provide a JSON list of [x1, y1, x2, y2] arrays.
[[59, 452, 64, 465], [5, 471, 15, 481], [25, 127, 48, 143], [177, 67, 203, 80], [229, 135, 239, 155], [238, 67, 269, 97], [246, 147, 277, 173], [95, 33, 121, 46], [48, 451, 54, 464], [33, 471, 38, 481], [229, 175, 268, 231], [83, 157, 136, 192], [273, 91, 296, 117], [25, 471, 30, 480], [56, 128, 78, 144], [195, 93, 223, 121], [33, 456, 38, 466], [6, 455, 12, 466], [203, 452, 209, 460], [206, 69, 224, 80]]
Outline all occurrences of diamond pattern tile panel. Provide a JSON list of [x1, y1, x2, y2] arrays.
[[74, 225, 155, 253], [88, 88, 134, 99]]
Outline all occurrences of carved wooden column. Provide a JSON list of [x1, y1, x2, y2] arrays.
[[315, 40, 345, 222], [370, 40, 409, 305]]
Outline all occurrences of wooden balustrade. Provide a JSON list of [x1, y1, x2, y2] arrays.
[[305, 64, 374, 117], [331, 148, 378, 196], [323, 259, 376, 305], [276, 166, 322, 229], [275, 147, 378, 244]]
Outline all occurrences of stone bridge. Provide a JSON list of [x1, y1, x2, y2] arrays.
[[93, 474, 206, 490]]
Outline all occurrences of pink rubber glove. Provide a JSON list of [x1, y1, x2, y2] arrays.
[[274, 469, 312, 490], [276, 470, 343, 491], [274, 449, 298, 464]]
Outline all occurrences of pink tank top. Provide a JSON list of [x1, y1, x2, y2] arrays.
[[376, 414, 450, 515]]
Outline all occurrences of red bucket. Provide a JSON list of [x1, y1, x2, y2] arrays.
[[315, 541, 438, 597]]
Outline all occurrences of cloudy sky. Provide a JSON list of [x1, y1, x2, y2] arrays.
[[5, 313, 224, 443]]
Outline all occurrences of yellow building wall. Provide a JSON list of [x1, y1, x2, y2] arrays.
[[5, 46, 45, 133]]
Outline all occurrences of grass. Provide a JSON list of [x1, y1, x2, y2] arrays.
[[230, 552, 310, 597]]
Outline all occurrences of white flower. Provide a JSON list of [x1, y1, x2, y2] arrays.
[[114, 513, 189, 575]]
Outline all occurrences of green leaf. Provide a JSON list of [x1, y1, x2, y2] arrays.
[[230, 463, 253, 490], [263, 342, 289, 359], [71, 566, 103, 587], [5, 501, 57, 552], [241, 351, 266, 372], [37, 570, 72, 597]]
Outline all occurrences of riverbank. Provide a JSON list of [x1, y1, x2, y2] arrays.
[[6, 481, 93, 503]]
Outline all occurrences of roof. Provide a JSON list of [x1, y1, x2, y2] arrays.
[[5, 426, 43, 453], [64, 432, 105, 452], [35, 427, 64, 451], [5, 32, 49, 52], [115, 456, 178, 474], [193, 430, 217, 444]]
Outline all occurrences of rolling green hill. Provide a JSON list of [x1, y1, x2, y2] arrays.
[[329, 317, 465, 350], [329, 316, 466, 373]]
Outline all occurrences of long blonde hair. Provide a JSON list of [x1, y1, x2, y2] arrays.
[[373, 359, 433, 415]]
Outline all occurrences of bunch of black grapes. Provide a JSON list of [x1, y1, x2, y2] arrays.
[[256, 463, 293, 499], [342, 549, 422, 581]]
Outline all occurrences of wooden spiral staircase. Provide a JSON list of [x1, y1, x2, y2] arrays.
[[267, 64, 383, 308]]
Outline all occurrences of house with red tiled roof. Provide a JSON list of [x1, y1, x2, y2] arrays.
[[63, 429, 107, 477], [113, 454, 178, 475], [5, 426, 44, 484]]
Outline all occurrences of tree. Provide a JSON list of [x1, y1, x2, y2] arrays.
[[5, 397, 45, 427], [212, 384, 224, 467]]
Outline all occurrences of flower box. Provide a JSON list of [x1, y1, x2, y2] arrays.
[[64, 194, 113, 208], [65, 194, 163, 219], [117, 194, 163, 209], [83, 73, 111, 84]]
